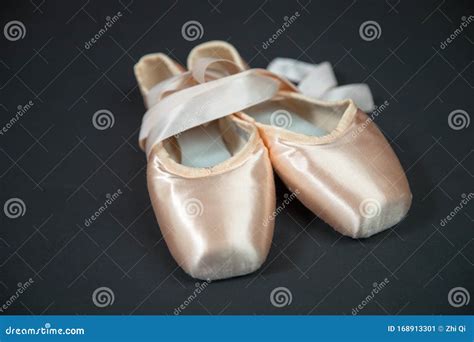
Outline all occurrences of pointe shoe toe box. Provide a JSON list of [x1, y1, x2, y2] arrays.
[[146, 142, 275, 280], [263, 110, 412, 238]]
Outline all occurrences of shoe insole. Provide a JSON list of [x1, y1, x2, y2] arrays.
[[175, 101, 334, 167], [177, 121, 232, 168], [245, 103, 328, 137]]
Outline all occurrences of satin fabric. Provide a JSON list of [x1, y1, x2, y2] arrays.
[[246, 106, 412, 238], [141, 70, 279, 156], [134, 52, 277, 280], [147, 119, 275, 280], [184, 42, 411, 238], [140, 58, 298, 156], [135, 41, 413, 284], [267, 57, 375, 112]]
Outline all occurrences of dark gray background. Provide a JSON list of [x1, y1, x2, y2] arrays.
[[0, 0, 473, 315]]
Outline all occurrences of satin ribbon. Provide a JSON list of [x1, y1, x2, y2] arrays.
[[267, 58, 375, 112], [140, 57, 375, 156], [139, 59, 297, 156]]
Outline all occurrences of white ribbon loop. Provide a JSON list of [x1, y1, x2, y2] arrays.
[[298, 62, 337, 98], [267, 57, 375, 112], [267, 58, 315, 83]]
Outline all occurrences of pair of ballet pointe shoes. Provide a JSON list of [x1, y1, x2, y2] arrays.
[[134, 41, 412, 281]]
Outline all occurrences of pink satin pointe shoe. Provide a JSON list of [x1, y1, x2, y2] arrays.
[[134, 53, 277, 280], [187, 41, 412, 239]]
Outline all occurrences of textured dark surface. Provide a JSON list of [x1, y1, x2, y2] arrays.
[[0, 0, 473, 315]]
